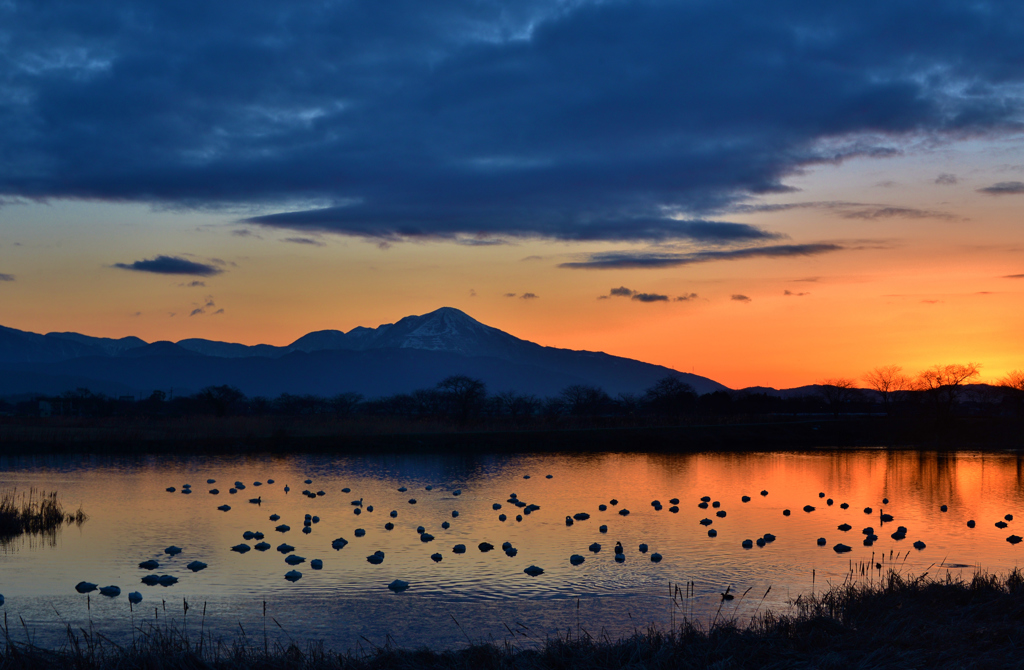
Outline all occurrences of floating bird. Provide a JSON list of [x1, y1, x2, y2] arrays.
[[516, 515, 523, 522], [75, 582, 97, 594], [354, 529, 366, 537], [398, 486, 407, 492], [712, 501, 721, 508], [453, 544, 467, 554], [618, 509, 630, 516], [913, 540, 926, 550], [589, 543, 601, 553], [384, 522, 394, 530], [331, 538, 348, 550], [840, 503, 849, 509], [128, 591, 142, 604], [638, 543, 648, 553], [826, 499, 834, 506], [864, 507, 873, 514], [141, 575, 160, 586], [249, 497, 261, 505], [408, 499, 417, 504], [546, 475, 553, 479], [817, 538, 827, 546], [614, 541, 623, 553], [669, 506, 679, 513], [599, 525, 608, 533], [166, 487, 175, 492], [700, 496, 711, 502], [275, 524, 290, 533], [253, 482, 262, 487], [967, 520, 976, 528], [139, 560, 159, 570], [284, 486, 290, 493], [651, 553, 663, 562], [218, 505, 230, 511], [305, 479, 313, 484], [270, 514, 280, 521], [243, 531, 255, 540], [565, 516, 574, 527], [940, 505, 948, 512], [164, 546, 182, 556], [451, 511, 459, 518], [569, 554, 585, 565], [158, 575, 177, 586], [285, 555, 306, 565], [741, 539, 753, 549], [614, 553, 625, 563], [1007, 535, 1022, 545], [285, 570, 302, 582], [833, 544, 852, 553], [599, 504, 607, 511], [742, 496, 751, 503], [278, 543, 295, 553], [420, 533, 435, 542], [499, 514, 507, 521], [523, 475, 530, 479], [997, 521, 1009, 529], [838, 524, 852, 532], [231, 544, 251, 553], [756, 538, 766, 547], [229, 489, 237, 494], [207, 479, 215, 484], [505, 547, 518, 557], [574, 512, 590, 521], [187, 560, 208, 571], [453, 490, 461, 496], [1006, 514, 1015, 521], [610, 499, 619, 505], [716, 510, 727, 518], [493, 503, 502, 510], [479, 542, 494, 552], [880, 512, 894, 523], [311, 559, 323, 569], [431, 553, 443, 562], [209, 489, 219, 495], [99, 586, 120, 597], [882, 498, 888, 504], [267, 479, 275, 484], [700, 518, 713, 526], [524, 565, 544, 576], [763, 533, 776, 543], [388, 579, 409, 592], [803, 505, 815, 513], [783, 509, 791, 516], [708, 529, 717, 537]]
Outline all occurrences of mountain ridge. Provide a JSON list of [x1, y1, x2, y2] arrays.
[[0, 307, 729, 398]]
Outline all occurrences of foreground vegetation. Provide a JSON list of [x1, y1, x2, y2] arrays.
[[2, 568, 1023, 668]]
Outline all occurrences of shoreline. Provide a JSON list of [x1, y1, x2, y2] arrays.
[[1, 415, 1022, 456]]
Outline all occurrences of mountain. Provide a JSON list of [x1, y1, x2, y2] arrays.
[[0, 307, 730, 398]]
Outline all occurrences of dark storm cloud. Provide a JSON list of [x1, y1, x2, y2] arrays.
[[0, 273, 14, 281], [977, 181, 1024, 195], [2, 1, 1023, 242], [562, 243, 843, 270], [112, 255, 223, 276]]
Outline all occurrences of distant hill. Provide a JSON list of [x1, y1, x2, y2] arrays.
[[0, 307, 730, 398]]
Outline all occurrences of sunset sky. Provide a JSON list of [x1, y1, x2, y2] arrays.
[[1, 0, 1022, 389]]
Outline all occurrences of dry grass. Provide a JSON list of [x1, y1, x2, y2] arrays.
[[3, 568, 1024, 668], [0, 488, 86, 539]]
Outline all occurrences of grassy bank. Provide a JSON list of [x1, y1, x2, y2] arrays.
[[1, 414, 1022, 455], [2, 568, 1023, 668]]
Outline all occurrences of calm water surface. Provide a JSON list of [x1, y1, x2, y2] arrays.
[[1, 449, 1023, 651]]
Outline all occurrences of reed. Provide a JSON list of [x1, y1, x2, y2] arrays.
[[2, 567, 1023, 668], [0, 488, 86, 539]]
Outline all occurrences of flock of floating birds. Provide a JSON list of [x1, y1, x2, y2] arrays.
[[48, 475, 1023, 605]]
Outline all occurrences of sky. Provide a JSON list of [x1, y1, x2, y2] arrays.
[[1, 0, 1023, 389]]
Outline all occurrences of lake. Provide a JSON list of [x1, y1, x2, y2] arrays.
[[1, 448, 1023, 651]]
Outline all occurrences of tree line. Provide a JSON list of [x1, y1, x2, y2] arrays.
[[4, 361, 1022, 422]]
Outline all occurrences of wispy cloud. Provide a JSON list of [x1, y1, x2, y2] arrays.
[[1003, 274, 1024, 279], [731, 294, 752, 302], [675, 293, 699, 301], [520, 292, 539, 300], [978, 181, 1024, 195], [563, 243, 843, 270], [282, 237, 326, 247], [0, 273, 14, 282], [935, 173, 958, 185], [113, 255, 223, 276], [784, 290, 810, 296], [731, 201, 954, 220]]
